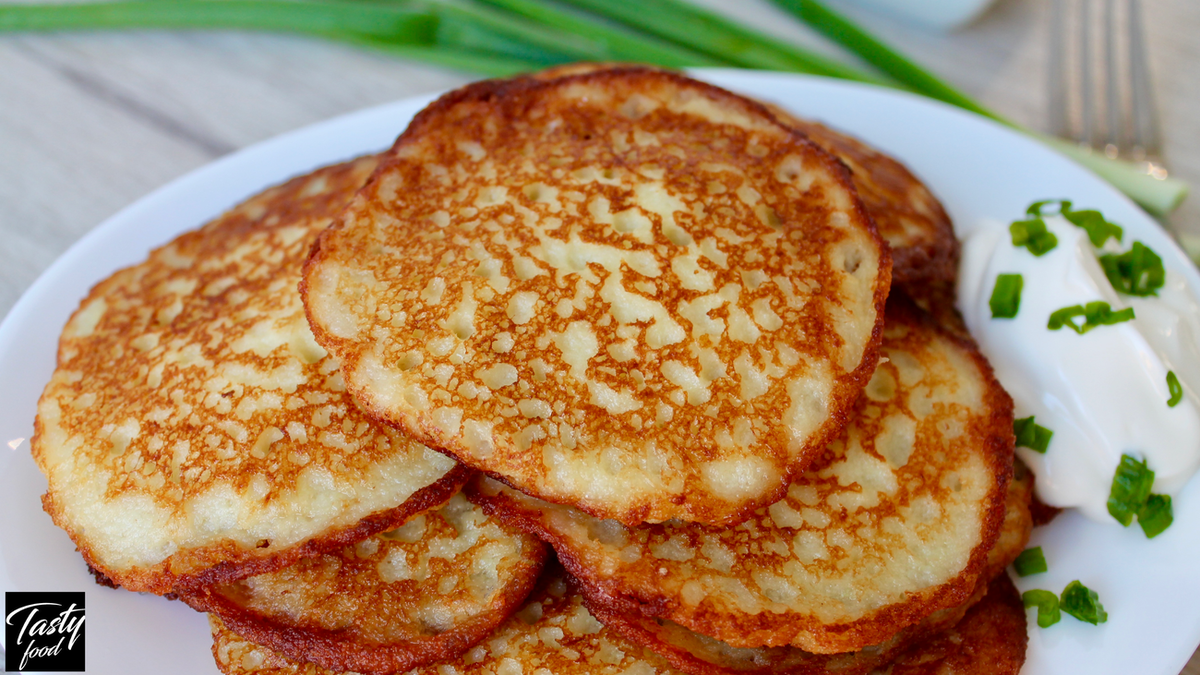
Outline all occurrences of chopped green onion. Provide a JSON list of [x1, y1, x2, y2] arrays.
[[989, 274, 1023, 319], [1138, 493, 1174, 538], [1168, 371, 1184, 407], [1048, 301, 1135, 334], [1060, 581, 1107, 625], [1013, 546, 1048, 577], [1013, 416, 1053, 454], [1064, 209, 1123, 247], [1022, 589, 1061, 628], [1010, 218, 1058, 256], [1108, 453, 1155, 526], [1027, 200, 1123, 247], [1100, 241, 1165, 297]]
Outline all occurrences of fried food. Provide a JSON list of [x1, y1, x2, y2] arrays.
[[32, 156, 465, 595], [472, 297, 1014, 653], [577, 457, 1031, 675], [208, 558, 1027, 675], [881, 574, 1027, 675], [303, 66, 891, 527], [181, 492, 546, 674], [208, 566, 683, 675], [534, 64, 956, 286], [769, 112, 958, 286]]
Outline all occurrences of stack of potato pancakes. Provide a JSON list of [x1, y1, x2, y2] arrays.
[[32, 64, 1032, 675]]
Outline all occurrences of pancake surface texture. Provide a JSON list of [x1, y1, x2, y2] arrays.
[[473, 299, 1013, 653], [576, 456, 1031, 675], [32, 156, 463, 594], [303, 67, 890, 526], [183, 492, 546, 674]]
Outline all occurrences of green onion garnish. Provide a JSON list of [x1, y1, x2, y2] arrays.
[[1013, 416, 1053, 454], [1047, 301, 1135, 334], [989, 274, 1023, 319], [1168, 371, 1184, 407], [1022, 589, 1061, 628], [1107, 453, 1155, 526], [1060, 581, 1107, 625], [1028, 200, 1123, 247], [1010, 218, 1058, 256], [550, 0, 889, 83], [1138, 493, 1174, 539], [1100, 241, 1165, 297], [1013, 546, 1048, 577]]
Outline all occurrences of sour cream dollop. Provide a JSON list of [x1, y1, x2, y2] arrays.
[[958, 214, 1200, 522]]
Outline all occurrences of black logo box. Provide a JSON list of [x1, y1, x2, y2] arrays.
[[5, 591, 86, 672]]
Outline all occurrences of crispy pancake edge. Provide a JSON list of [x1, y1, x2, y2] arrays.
[[881, 573, 1027, 675], [568, 456, 1031, 675], [182, 495, 548, 675], [46, 464, 472, 595], [302, 65, 892, 528], [31, 154, 469, 595]]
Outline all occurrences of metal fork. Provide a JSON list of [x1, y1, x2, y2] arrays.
[[1048, 0, 1167, 181]]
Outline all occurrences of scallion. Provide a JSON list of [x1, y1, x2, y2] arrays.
[[1010, 217, 1058, 256], [1013, 546, 1048, 577], [1138, 493, 1174, 538], [1048, 301, 1134, 334], [1107, 453, 1155, 526], [1060, 581, 1107, 625], [1100, 241, 1165, 297], [1013, 416, 1053, 454], [770, 0, 1188, 216], [989, 273, 1023, 319], [1167, 371, 1184, 408], [1022, 589, 1061, 628]]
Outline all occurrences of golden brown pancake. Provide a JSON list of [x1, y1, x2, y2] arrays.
[[471, 298, 1014, 653], [207, 559, 1027, 675], [32, 156, 465, 595], [578, 458, 1030, 675], [770, 112, 958, 286], [878, 574, 1027, 675], [303, 66, 891, 527], [181, 492, 546, 674]]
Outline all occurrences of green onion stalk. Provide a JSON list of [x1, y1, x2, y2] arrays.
[[770, 0, 1188, 217]]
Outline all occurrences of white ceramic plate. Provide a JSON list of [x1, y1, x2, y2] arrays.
[[2, 69, 1198, 675]]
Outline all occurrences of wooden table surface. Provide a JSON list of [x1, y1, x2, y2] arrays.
[[2, 0, 1198, 672]]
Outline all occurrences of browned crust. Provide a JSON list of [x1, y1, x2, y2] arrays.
[[469, 297, 1014, 653], [302, 65, 892, 528], [576, 575, 985, 675], [49, 464, 471, 596], [181, 521, 547, 675], [884, 573, 1028, 675], [551, 452, 1030, 675]]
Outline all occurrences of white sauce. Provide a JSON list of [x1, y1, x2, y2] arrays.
[[958, 214, 1200, 522]]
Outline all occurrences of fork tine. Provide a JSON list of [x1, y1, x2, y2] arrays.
[[1102, 0, 1122, 157], [1079, 0, 1095, 146], [1127, 0, 1162, 164], [1048, 0, 1070, 140]]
